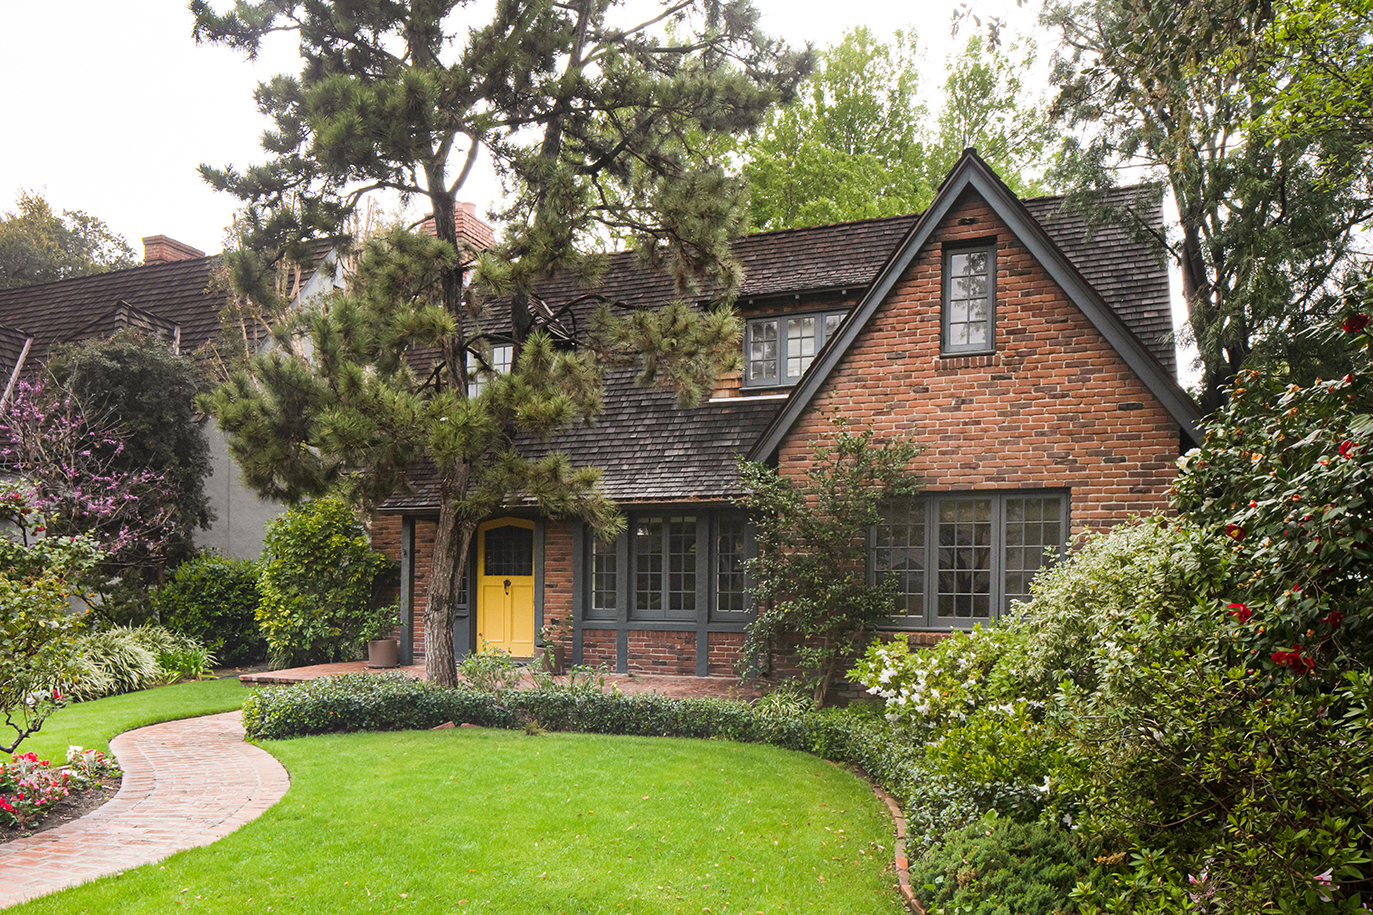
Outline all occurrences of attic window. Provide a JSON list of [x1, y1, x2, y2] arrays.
[[467, 343, 512, 396], [942, 246, 995, 355], [744, 310, 846, 388]]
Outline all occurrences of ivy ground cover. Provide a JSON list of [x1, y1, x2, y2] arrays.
[[7, 727, 905, 915]]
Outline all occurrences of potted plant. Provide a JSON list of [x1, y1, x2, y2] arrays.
[[363, 603, 401, 668], [536, 615, 572, 675]]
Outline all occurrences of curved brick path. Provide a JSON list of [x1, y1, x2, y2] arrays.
[[0, 711, 289, 909]]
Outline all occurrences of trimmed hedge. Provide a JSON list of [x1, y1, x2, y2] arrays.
[[241, 672, 940, 836]]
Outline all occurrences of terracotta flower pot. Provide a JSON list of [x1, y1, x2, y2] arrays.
[[538, 642, 566, 676], [367, 638, 400, 669]]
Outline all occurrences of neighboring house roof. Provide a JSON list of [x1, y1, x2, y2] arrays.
[[383, 155, 1187, 512], [750, 150, 1201, 461], [0, 256, 223, 359]]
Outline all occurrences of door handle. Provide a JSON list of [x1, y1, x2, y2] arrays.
[[504, 579, 511, 594]]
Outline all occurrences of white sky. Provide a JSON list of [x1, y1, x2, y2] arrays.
[[0, 0, 1041, 255]]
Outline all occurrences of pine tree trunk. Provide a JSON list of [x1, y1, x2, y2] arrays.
[[425, 495, 475, 688]]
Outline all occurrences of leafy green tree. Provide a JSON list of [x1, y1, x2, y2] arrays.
[[0, 484, 104, 753], [923, 35, 1056, 199], [0, 191, 136, 289], [742, 26, 932, 230], [736, 417, 921, 707], [1262, 0, 1373, 144], [192, 0, 807, 686], [740, 28, 1058, 231], [1044, 0, 1373, 411], [47, 330, 212, 579]]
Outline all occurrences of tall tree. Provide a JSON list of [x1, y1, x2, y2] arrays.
[[0, 191, 137, 288], [742, 26, 931, 230], [192, 0, 807, 686], [47, 330, 213, 578], [740, 27, 1058, 232], [923, 35, 1056, 199], [1044, 0, 1373, 411]]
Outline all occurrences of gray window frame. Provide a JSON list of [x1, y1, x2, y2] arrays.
[[871, 490, 1069, 630], [941, 245, 996, 356], [743, 309, 847, 388]]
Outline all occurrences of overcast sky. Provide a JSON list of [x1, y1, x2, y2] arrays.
[[0, 0, 1041, 256]]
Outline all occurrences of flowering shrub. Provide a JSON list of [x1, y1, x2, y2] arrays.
[[0, 745, 120, 829]]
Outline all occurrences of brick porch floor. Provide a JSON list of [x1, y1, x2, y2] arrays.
[[238, 660, 763, 700]]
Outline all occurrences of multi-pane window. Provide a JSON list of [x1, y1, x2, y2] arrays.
[[483, 523, 533, 576], [873, 492, 1067, 629], [715, 515, 751, 616], [587, 535, 617, 620], [583, 514, 755, 623], [1003, 496, 1064, 608], [935, 499, 993, 622], [634, 516, 697, 620], [943, 248, 994, 354], [873, 501, 925, 618], [745, 310, 847, 387], [467, 343, 513, 396]]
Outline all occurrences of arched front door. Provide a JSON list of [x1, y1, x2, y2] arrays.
[[476, 518, 535, 657]]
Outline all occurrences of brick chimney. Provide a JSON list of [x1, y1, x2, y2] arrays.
[[419, 202, 495, 250], [142, 235, 206, 265]]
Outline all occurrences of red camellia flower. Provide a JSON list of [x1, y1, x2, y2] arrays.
[[1339, 440, 1356, 458], [1345, 313, 1371, 334], [1272, 646, 1316, 675], [1325, 610, 1345, 629], [1225, 523, 1246, 541], [1227, 602, 1252, 623]]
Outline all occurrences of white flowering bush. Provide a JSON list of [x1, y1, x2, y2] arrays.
[[850, 627, 1019, 733]]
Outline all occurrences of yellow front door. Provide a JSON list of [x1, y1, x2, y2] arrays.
[[476, 518, 536, 656]]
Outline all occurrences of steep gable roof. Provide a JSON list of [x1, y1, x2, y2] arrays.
[[748, 149, 1202, 462]]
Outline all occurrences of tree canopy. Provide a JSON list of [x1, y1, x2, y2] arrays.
[[1044, 0, 1373, 410], [47, 330, 212, 577], [192, 0, 808, 685], [0, 191, 137, 289], [739, 27, 1058, 232]]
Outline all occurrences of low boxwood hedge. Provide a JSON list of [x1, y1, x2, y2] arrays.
[[241, 673, 935, 829]]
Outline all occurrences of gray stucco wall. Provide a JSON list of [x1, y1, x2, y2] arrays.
[[198, 419, 285, 560]]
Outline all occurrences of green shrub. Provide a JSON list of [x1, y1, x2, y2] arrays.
[[154, 553, 264, 666], [256, 497, 389, 669], [459, 642, 524, 692], [239, 670, 966, 848], [910, 814, 1114, 915]]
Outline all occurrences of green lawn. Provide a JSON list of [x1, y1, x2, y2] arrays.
[[15, 676, 252, 762], [11, 727, 905, 915]]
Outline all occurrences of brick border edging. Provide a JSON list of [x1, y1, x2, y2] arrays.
[[848, 766, 923, 914]]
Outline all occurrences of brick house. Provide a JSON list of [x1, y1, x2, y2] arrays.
[[373, 150, 1202, 676]]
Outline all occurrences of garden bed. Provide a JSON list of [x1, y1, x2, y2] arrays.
[[0, 772, 121, 844]]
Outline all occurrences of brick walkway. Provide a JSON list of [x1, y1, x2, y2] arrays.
[[0, 712, 289, 909]]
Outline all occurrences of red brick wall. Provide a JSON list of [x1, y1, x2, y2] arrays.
[[371, 514, 438, 660], [776, 188, 1181, 537], [706, 631, 744, 676], [581, 629, 618, 669], [543, 521, 575, 651], [627, 630, 696, 676]]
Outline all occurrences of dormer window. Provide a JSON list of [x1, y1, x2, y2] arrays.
[[943, 246, 995, 355], [744, 310, 846, 388], [467, 343, 512, 396]]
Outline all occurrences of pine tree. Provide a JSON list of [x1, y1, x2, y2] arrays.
[[192, 0, 808, 685]]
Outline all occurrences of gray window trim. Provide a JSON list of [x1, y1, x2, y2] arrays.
[[941, 244, 997, 357], [872, 490, 1069, 631], [743, 309, 848, 388]]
